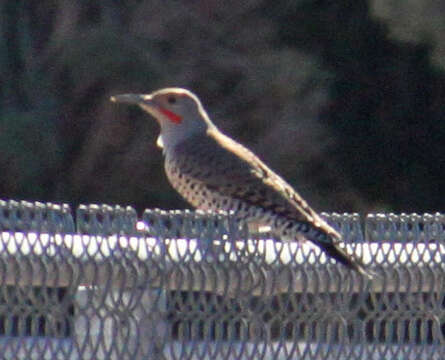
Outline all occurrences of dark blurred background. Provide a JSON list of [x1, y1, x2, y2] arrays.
[[0, 0, 443, 215]]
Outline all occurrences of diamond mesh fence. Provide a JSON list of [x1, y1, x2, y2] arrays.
[[0, 199, 443, 359]]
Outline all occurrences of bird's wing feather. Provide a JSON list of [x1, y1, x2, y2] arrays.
[[172, 129, 340, 239]]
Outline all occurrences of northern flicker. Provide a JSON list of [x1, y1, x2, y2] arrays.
[[111, 88, 372, 278]]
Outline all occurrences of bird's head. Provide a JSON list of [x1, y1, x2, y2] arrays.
[[111, 88, 214, 149]]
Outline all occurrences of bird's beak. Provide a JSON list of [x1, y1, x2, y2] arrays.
[[110, 93, 154, 106], [110, 93, 162, 118], [111, 93, 183, 124]]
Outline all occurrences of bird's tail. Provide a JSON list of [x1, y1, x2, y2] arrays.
[[316, 240, 374, 279]]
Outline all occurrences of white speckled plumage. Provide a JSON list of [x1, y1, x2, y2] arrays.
[[111, 88, 372, 278]]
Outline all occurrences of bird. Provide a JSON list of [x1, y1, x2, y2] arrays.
[[110, 88, 372, 278]]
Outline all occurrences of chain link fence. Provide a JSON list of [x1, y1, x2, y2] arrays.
[[0, 199, 443, 359]]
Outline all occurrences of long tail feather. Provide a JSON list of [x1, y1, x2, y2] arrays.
[[316, 241, 374, 279]]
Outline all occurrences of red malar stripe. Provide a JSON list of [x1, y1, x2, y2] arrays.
[[159, 107, 182, 124]]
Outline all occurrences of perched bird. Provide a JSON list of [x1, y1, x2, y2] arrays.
[[111, 88, 371, 277]]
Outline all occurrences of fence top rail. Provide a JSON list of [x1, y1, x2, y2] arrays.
[[0, 200, 443, 295], [0, 231, 443, 295]]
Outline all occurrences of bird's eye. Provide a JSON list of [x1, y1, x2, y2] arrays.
[[167, 96, 176, 104]]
